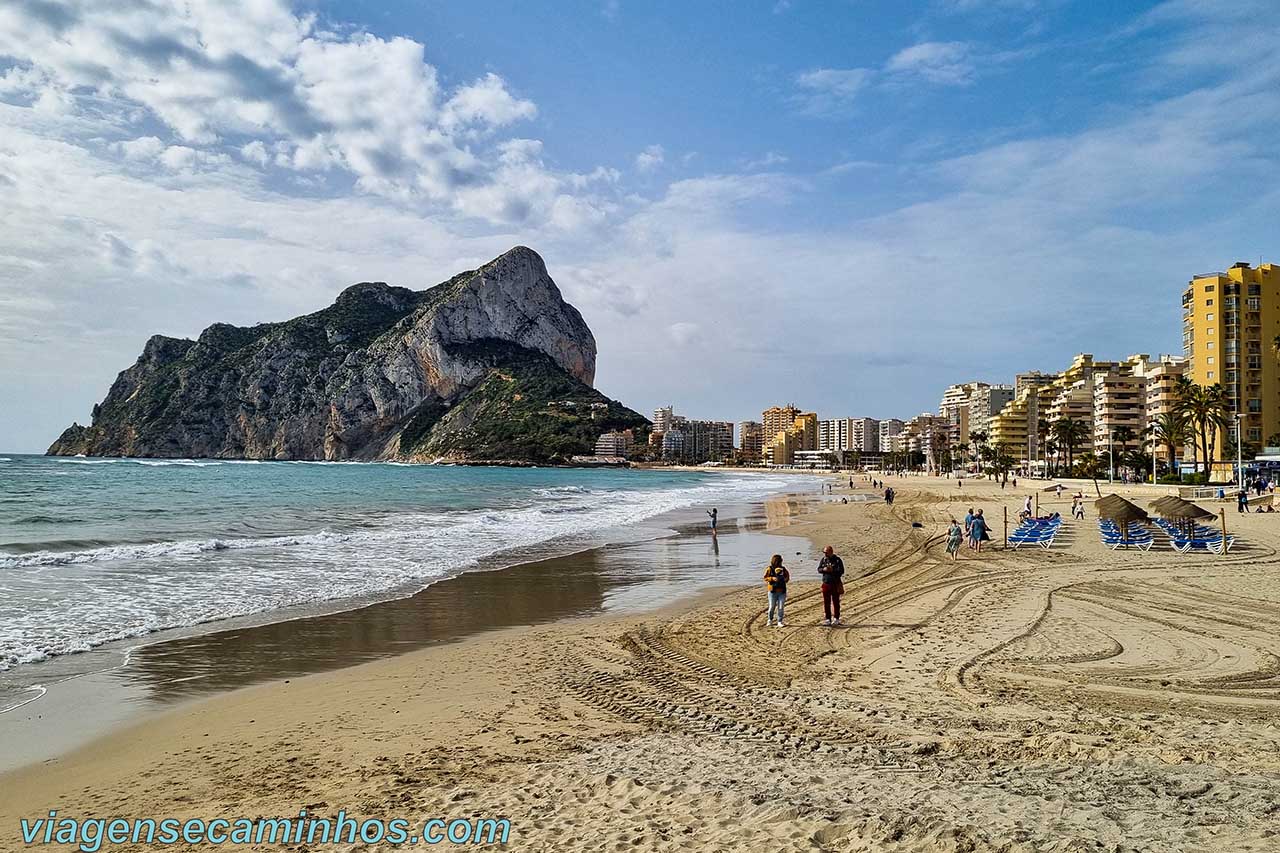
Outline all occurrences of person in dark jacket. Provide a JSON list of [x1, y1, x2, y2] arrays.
[[818, 545, 845, 625]]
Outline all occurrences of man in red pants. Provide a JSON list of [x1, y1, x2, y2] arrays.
[[818, 545, 845, 626]]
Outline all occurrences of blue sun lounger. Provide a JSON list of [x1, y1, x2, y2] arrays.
[[1098, 520, 1154, 551], [1009, 516, 1062, 549], [1152, 518, 1235, 554]]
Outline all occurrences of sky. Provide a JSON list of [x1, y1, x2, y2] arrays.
[[1, 0, 1279, 452]]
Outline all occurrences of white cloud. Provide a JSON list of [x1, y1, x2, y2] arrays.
[[114, 136, 166, 161], [743, 151, 789, 171], [667, 322, 700, 345], [0, 0, 569, 223], [937, 0, 1043, 11], [885, 42, 975, 85], [635, 144, 665, 172], [792, 68, 874, 115], [240, 139, 269, 166], [441, 72, 537, 133]]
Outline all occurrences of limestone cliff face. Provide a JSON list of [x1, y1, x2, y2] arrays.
[[48, 247, 644, 462]]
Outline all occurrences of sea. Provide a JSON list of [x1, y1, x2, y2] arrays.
[[0, 454, 806, 704]]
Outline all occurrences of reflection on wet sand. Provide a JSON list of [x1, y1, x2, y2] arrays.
[[761, 496, 809, 530], [120, 512, 804, 702]]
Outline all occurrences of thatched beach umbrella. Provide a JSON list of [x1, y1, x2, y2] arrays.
[[1150, 497, 1215, 538], [1148, 495, 1183, 514], [1095, 494, 1149, 546]]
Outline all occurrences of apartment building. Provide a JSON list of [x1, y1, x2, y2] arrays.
[[762, 405, 801, 444], [593, 430, 633, 458], [1182, 262, 1280, 449], [966, 385, 1013, 440], [764, 410, 818, 467], [738, 421, 763, 462], [1144, 355, 1187, 462], [820, 418, 862, 452], [939, 382, 981, 448], [684, 420, 735, 463], [878, 418, 904, 453], [851, 417, 880, 452]]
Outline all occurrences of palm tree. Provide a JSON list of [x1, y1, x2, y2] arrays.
[[1204, 384, 1232, 478], [1077, 451, 1105, 497], [1148, 412, 1189, 478], [1052, 418, 1089, 474], [1176, 379, 1215, 477], [1036, 420, 1052, 478], [969, 430, 988, 474], [1111, 425, 1136, 477], [992, 443, 1017, 487]]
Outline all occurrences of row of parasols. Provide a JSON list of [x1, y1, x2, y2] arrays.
[[1094, 493, 1224, 542]]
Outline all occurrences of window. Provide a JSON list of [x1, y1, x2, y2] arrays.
[[1205, 284, 1216, 292], [1208, 327, 1215, 335], [1248, 399, 1263, 413], [1207, 313, 1215, 321], [1250, 428, 1262, 441], [1206, 298, 1215, 306], [1248, 296, 1261, 310], [1208, 371, 1215, 379], [1207, 341, 1215, 349], [1207, 356, 1215, 364], [1249, 283, 1261, 295]]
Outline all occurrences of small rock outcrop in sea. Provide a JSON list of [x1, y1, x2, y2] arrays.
[[49, 247, 648, 463]]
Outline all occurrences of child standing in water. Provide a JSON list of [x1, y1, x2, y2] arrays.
[[763, 554, 789, 628]]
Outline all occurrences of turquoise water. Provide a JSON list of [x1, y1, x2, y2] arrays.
[[0, 455, 802, 673]]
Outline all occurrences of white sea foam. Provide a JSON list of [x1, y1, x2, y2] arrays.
[[133, 459, 223, 467], [55, 458, 116, 464], [0, 473, 804, 672], [0, 457, 11, 463]]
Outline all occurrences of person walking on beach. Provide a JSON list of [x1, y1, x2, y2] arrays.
[[1238, 489, 1248, 514], [1071, 495, 1084, 520], [707, 508, 718, 535], [763, 554, 789, 628], [963, 508, 974, 547], [946, 518, 964, 561], [818, 546, 844, 626], [970, 509, 989, 553]]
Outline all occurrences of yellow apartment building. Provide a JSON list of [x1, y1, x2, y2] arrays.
[[763, 410, 818, 466], [1182, 262, 1280, 451]]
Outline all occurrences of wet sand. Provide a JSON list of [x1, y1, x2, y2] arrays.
[[0, 496, 813, 771], [5, 476, 1280, 851]]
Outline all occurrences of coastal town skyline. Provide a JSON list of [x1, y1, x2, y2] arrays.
[[627, 260, 1277, 476]]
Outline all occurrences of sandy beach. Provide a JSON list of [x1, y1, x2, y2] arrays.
[[5, 476, 1280, 851]]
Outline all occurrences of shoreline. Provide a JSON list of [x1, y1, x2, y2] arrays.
[[6, 474, 1280, 850], [0, 487, 822, 774]]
